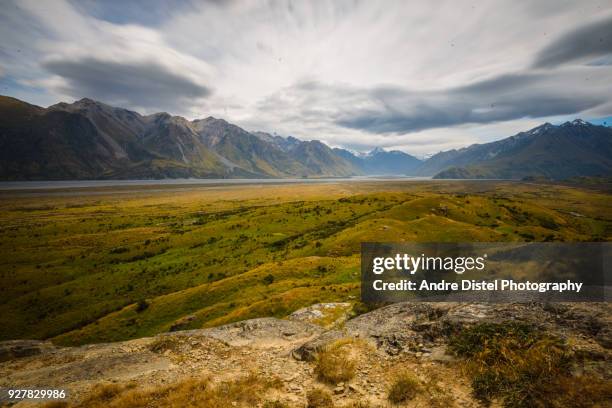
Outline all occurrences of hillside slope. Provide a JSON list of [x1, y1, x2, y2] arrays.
[[427, 120, 612, 179], [0, 95, 360, 180], [1, 302, 609, 407], [334, 147, 422, 175]]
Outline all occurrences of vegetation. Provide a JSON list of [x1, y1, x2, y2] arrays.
[[44, 373, 282, 408], [262, 400, 290, 408], [387, 371, 420, 404], [314, 338, 358, 384], [306, 387, 334, 408], [449, 322, 612, 407], [0, 180, 610, 345]]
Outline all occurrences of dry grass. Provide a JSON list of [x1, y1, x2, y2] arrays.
[[42, 403, 69, 408], [449, 322, 612, 408], [47, 372, 282, 408], [262, 400, 290, 408], [306, 387, 334, 408], [77, 383, 136, 407], [387, 370, 420, 404], [314, 338, 359, 384], [420, 373, 454, 408], [339, 402, 373, 408]]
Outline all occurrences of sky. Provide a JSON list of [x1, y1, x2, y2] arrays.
[[1, 0, 611, 156]]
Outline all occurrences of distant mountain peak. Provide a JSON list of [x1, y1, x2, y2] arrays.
[[76, 97, 97, 104], [72, 98, 111, 110], [430, 119, 612, 180], [199, 116, 225, 123], [523, 122, 555, 137], [368, 147, 386, 155], [561, 119, 592, 127]]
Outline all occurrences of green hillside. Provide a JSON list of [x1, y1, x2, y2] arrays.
[[0, 180, 609, 345]]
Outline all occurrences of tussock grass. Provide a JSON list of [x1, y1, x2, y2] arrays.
[[420, 373, 454, 408], [262, 400, 290, 408], [449, 322, 612, 408], [306, 387, 334, 408], [387, 371, 420, 404], [314, 338, 359, 384], [46, 372, 282, 408], [339, 402, 373, 408]]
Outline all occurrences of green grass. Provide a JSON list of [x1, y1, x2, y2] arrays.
[[0, 180, 609, 345]]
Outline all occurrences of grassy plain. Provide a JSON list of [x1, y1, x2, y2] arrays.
[[0, 180, 610, 345]]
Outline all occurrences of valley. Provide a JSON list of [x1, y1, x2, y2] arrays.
[[1, 179, 609, 346]]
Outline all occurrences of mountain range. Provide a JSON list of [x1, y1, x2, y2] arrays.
[[424, 120, 612, 179], [0, 95, 611, 180]]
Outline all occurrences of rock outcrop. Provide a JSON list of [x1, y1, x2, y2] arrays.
[[1, 302, 610, 407]]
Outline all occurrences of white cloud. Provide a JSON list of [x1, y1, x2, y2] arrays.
[[1, 0, 611, 154]]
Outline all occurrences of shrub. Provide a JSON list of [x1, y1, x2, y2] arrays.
[[306, 387, 334, 408], [135, 299, 149, 312], [263, 274, 274, 285], [387, 371, 420, 404]]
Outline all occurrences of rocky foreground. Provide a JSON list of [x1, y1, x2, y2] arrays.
[[1, 302, 610, 407]]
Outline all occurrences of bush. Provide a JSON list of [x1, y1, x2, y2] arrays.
[[387, 371, 420, 403], [135, 299, 149, 312], [262, 274, 274, 285], [306, 388, 334, 408]]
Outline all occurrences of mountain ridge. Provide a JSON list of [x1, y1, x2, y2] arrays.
[[0, 96, 359, 180], [1, 95, 610, 180], [429, 120, 612, 179]]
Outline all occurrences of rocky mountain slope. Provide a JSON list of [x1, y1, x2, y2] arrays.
[[2, 95, 611, 180], [334, 147, 422, 176], [0, 96, 359, 180], [425, 120, 612, 179], [1, 302, 610, 407]]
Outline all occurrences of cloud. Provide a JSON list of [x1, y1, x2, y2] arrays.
[[336, 76, 606, 133], [2, 0, 214, 113], [42, 57, 210, 111], [2, 0, 612, 154], [533, 16, 612, 68], [69, 0, 194, 26], [244, 67, 610, 136]]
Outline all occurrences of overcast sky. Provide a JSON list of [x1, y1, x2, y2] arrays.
[[1, 0, 611, 156]]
